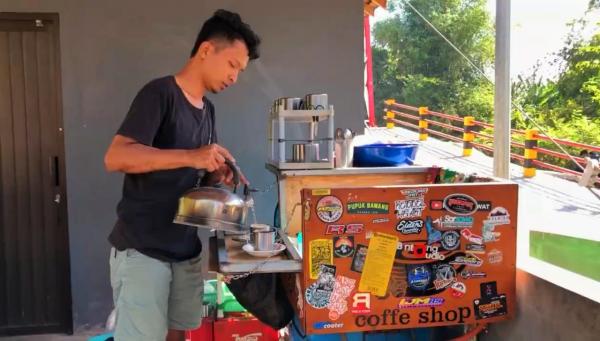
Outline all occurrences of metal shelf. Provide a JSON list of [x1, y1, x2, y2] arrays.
[[270, 109, 334, 122], [267, 160, 335, 170]]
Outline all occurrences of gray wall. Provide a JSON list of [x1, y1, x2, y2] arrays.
[[482, 270, 600, 341], [0, 0, 365, 330]]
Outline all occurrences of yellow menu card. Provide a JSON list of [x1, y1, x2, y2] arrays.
[[358, 232, 398, 296]]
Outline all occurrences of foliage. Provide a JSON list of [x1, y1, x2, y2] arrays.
[[512, 30, 600, 148], [373, 0, 600, 169], [372, 0, 494, 125]]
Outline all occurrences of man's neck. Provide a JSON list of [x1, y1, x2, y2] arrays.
[[175, 62, 206, 109]]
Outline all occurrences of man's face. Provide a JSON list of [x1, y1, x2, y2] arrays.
[[196, 39, 249, 93]]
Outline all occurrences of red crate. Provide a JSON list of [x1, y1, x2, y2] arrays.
[[213, 317, 278, 341], [186, 317, 213, 341]]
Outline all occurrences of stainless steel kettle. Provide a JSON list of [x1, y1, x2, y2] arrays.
[[173, 159, 250, 232]]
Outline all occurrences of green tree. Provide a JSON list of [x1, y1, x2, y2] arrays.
[[372, 0, 494, 125], [513, 32, 600, 142], [512, 28, 600, 166]]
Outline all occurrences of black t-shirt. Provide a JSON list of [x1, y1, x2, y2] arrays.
[[108, 76, 217, 262]]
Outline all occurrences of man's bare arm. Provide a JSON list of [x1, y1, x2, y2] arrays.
[[104, 135, 233, 174]]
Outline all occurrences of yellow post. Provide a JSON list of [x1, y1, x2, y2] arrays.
[[386, 111, 395, 129], [463, 116, 475, 156], [523, 129, 539, 178], [384, 99, 396, 129], [418, 106, 428, 141]]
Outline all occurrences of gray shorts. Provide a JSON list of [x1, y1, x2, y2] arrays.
[[109, 248, 204, 341]]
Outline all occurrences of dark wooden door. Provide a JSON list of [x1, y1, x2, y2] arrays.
[[0, 13, 72, 336]]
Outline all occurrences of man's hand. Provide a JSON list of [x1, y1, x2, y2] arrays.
[[186, 144, 235, 172], [204, 162, 250, 187]]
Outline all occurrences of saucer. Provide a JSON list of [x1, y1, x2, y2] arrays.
[[242, 243, 286, 258]]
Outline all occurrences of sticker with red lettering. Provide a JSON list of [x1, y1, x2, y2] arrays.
[[443, 194, 478, 216], [351, 292, 371, 314]]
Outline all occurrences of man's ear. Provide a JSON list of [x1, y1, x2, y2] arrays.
[[197, 41, 213, 59]]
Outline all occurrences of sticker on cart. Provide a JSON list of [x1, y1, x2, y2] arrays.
[[466, 243, 486, 254], [327, 275, 356, 320], [482, 222, 501, 243], [443, 193, 478, 216], [433, 263, 457, 290], [430, 200, 444, 210], [394, 198, 426, 219], [434, 215, 474, 230], [396, 219, 424, 234], [312, 188, 331, 196], [387, 260, 408, 298], [305, 264, 336, 309], [451, 281, 467, 298], [480, 281, 498, 299], [484, 207, 510, 226], [309, 239, 333, 279], [350, 244, 368, 273], [398, 297, 445, 308], [407, 264, 432, 291], [461, 270, 487, 280], [358, 232, 398, 296], [488, 249, 503, 264], [450, 254, 483, 267], [372, 217, 390, 224], [316, 196, 343, 223], [461, 228, 483, 245], [313, 321, 344, 330], [326, 223, 364, 235], [395, 242, 446, 261], [333, 236, 355, 258], [476, 201, 492, 211], [474, 294, 508, 320], [425, 216, 442, 244], [351, 292, 371, 314], [347, 202, 390, 214], [401, 188, 429, 197], [441, 230, 461, 251]]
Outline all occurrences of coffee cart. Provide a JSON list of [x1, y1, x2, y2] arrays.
[[211, 165, 517, 338]]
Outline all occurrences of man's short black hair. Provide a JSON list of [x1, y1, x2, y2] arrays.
[[191, 9, 261, 60]]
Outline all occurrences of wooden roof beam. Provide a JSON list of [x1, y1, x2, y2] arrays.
[[363, 0, 387, 16]]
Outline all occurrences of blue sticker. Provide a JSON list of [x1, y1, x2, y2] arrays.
[[407, 264, 432, 291], [313, 321, 344, 329], [425, 216, 442, 244]]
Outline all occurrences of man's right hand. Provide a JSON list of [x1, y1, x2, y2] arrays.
[[187, 144, 235, 172]]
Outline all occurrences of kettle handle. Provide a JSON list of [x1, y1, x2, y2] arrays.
[[195, 158, 240, 191], [224, 159, 241, 193]]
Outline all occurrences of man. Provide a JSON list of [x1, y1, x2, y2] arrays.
[[571, 150, 589, 172], [104, 9, 260, 341]]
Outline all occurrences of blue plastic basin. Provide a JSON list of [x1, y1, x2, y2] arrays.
[[353, 143, 418, 167]]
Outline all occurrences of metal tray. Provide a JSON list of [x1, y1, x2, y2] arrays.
[[214, 229, 302, 274]]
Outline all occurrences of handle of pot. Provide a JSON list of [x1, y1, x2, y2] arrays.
[[195, 159, 240, 190], [224, 158, 241, 193]]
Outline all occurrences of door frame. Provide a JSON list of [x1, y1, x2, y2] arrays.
[[0, 12, 72, 336]]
